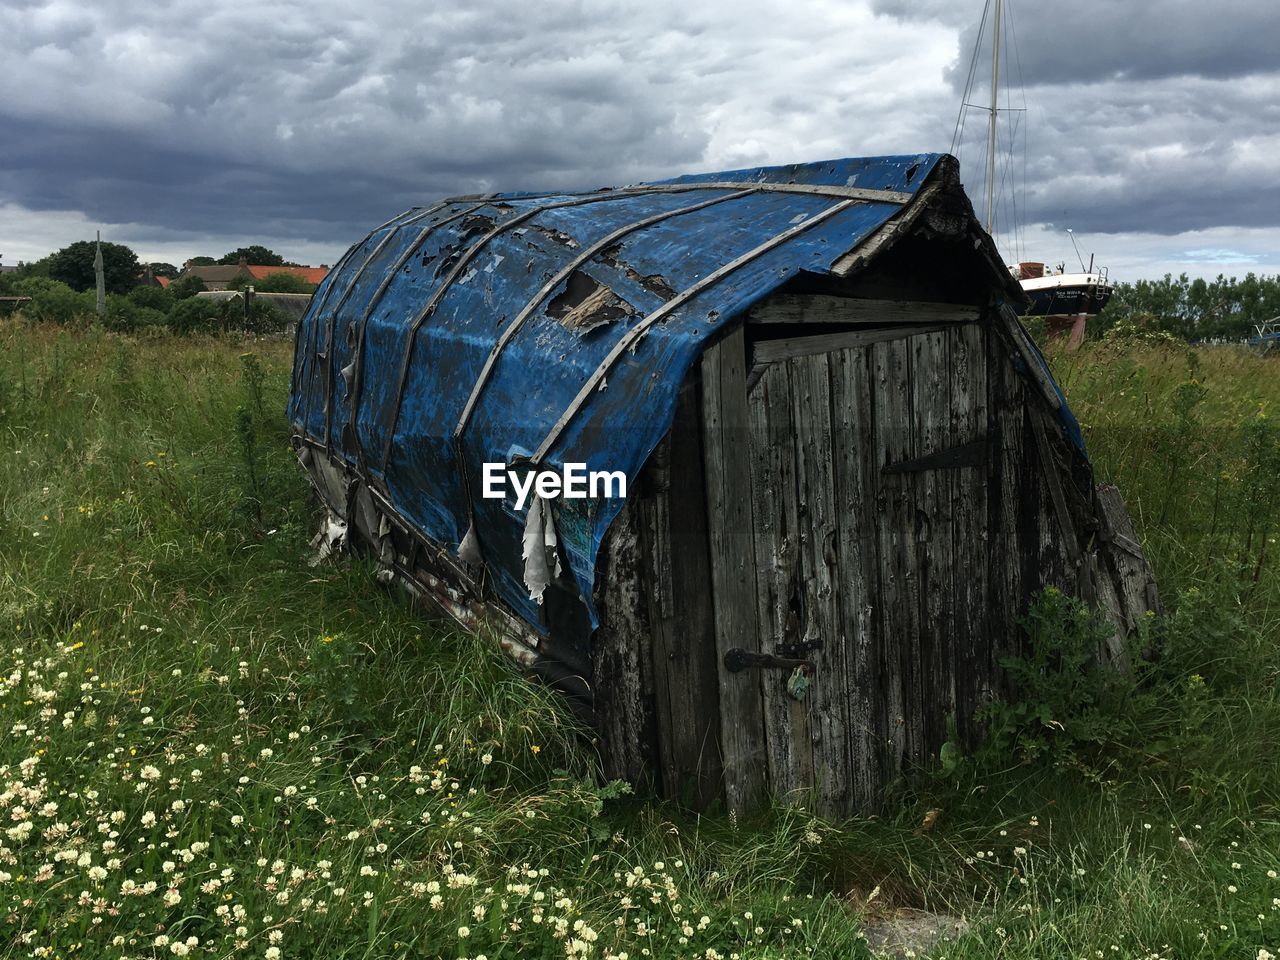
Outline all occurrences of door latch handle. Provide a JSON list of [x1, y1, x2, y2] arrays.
[[723, 648, 814, 673]]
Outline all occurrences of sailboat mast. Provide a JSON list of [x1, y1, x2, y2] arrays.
[[986, 0, 1002, 234]]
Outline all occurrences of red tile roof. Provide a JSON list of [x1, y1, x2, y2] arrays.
[[245, 265, 329, 284], [156, 276, 170, 288]]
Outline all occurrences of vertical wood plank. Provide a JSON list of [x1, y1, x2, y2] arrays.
[[987, 342, 1027, 709], [830, 344, 883, 810], [949, 323, 989, 745], [910, 329, 950, 758], [647, 382, 725, 809], [747, 362, 814, 804], [790, 351, 850, 813], [593, 497, 656, 788], [701, 326, 767, 811], [870, 337, 913, 782]]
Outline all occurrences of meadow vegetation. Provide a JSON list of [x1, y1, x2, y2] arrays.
[[1, 318, 1278, 959]]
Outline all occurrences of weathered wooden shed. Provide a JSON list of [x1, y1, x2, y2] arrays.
[[288, 154, 1158, 817]]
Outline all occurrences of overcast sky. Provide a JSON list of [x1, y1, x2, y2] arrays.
[[2, 0, 1277, 281]]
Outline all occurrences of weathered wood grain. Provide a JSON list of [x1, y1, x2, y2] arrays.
[[911, 328, 950, 756], [789, 351, 851, 812], [829, 343, 884, 809], [753, 325, 953, 364], [1095, 482, 1161, 661], [948, 323, 989, 747], [593, 496, 655, 787], [988, 345, 1034, 706], [701, 326, 768, 811], [870, 336, 913, 781], [746, 294, 981, 327], [646, 383, 725, 809], [747, 362, 815, 805]]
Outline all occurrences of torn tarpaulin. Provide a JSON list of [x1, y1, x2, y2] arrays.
[[520, 496, 561, 604]]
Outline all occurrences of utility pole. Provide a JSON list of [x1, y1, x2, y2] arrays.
[[94, 230, 106, 321]]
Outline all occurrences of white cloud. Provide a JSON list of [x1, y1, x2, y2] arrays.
[[0, 0, 1277, 281]]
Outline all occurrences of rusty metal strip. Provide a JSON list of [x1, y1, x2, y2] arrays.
[[298, 205, 441, 432], [321, 202, 455, 453], [530, 198, 862, 464], [451, 187, 760, 441], [343, 203, 492, 466], [442, 180, 915, 206]]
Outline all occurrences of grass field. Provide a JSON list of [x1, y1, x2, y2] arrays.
[[1, 320, 1278, 960]]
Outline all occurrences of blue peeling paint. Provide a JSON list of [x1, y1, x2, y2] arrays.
[[288, 155, 1089, 637]]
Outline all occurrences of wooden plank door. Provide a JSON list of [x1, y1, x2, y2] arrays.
[[744, 324, 990, 817]]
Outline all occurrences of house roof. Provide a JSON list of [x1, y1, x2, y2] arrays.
[[288, 153, 1067, 634], [182, 264, 248, 283], [245, 265, 328, 284], [156, 276, 170, 288]]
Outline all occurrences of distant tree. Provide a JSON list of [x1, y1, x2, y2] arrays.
[[128, 284, 174, 312], [169, 275, 207, 301], [218, 245, 284, 266], [1095, 272, 1280, 342], [187, 256, 217, 266], [234, 271, 315, 294], [147, 262, 179, 278], [46, 240, 140, 294], [11, 257, 51, 279]]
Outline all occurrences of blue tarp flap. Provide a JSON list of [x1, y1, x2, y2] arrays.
[[288, 154, 1085, 635]]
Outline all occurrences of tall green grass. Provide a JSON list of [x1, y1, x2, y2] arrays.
[[1, 322, 1278, 959]]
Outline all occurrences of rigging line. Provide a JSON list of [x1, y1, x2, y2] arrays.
[[951, 0, 991, 155], [1005, 0, 1029, 262]]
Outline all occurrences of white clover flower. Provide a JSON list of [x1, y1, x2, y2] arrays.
[[140, 765, 161, 781], [457, 926, 471, 938], [141, 811, 157, 828]]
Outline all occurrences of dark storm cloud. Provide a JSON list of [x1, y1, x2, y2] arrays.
[[874, 0, 1280, 237], [874, 0, 1280, 85], [951, 0, 1280, 86], [0, 0, 712, 249], [1, 0, 1277, 265]]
